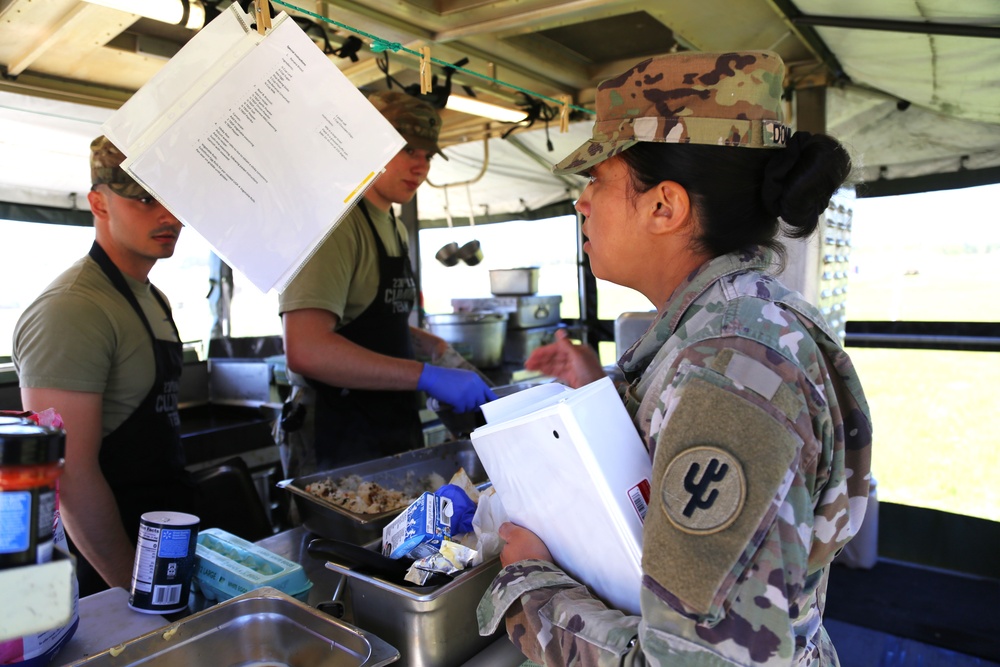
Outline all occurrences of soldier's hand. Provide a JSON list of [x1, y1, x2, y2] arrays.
[[417, 364, 497, 413], [525, 329, 604, 388], [498, 522, 552, 567]]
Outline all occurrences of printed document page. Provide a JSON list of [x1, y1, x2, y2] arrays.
[[106, 8, 404, 293]]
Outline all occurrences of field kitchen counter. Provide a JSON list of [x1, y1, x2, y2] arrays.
[[51, 526, 527, 667]]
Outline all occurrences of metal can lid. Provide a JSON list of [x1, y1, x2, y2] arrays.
[[140, 511, 200, 527], [0, 423, 66, 466]]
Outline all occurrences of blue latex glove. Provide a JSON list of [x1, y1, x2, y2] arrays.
[[417, 364, 497, 413], [435, 484, 477, 534]]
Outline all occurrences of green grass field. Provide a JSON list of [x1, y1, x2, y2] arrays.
[[847, 251, 999, 522], [847, 348, 1000, 522], [849, 250, 1000, 322]]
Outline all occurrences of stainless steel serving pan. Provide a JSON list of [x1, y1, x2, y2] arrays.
[[321, 546, 503, 667], [277, 441, 488, 544], [65, 587, 398, 666]]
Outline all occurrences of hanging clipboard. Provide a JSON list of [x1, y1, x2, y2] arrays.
[[103, 4, 405, 293]]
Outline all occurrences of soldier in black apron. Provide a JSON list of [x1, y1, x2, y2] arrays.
[[69, 241, 201, 597], [308, 201, 423, 469], [278, 91, 496, 477]]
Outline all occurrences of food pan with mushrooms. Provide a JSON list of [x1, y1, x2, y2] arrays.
[[277, 440, 488, 544]]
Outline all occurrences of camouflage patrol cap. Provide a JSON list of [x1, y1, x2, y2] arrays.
[[90, 135, 148, 199], [553, 51, 790, 176], [368, 90, 447, 160]]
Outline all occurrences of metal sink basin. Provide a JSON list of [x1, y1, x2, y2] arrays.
[[65, 587, 398, 667], [179, 403, 278, 466]]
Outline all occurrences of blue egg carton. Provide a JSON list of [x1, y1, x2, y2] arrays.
[[193, 528, 312, 602]]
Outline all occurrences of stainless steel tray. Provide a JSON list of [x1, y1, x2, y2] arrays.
[[277, 441, 488, 544], [324, 548, 503, 667], [451, 294, 562, 329], [65, 587, 398, 666]]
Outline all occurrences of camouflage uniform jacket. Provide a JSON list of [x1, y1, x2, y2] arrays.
[[478, 247, 873, 667]]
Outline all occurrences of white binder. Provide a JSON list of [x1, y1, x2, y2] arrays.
[[470, 376, 651, 615]]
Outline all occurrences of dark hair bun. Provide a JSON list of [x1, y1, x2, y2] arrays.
[[767, 133, 852, 238]]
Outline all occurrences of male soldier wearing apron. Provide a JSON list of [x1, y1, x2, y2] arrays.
[[14, 136, 198, 596], [279, 91, 495, 474]]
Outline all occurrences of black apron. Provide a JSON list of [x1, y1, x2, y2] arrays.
[[309, 202, 423, 469], [70, 241, 199, 597]]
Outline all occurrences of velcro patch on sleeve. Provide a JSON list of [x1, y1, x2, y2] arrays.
[[723, 352, 782, 401], [643, 372, 799, 618]]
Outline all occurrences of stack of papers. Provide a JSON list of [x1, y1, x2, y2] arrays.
[[470, 376, 651, 615], [103, 5, 405, 293]]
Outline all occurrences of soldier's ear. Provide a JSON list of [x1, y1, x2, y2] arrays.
[[645, 180, 691, 236], [88, 187, 110, 222]]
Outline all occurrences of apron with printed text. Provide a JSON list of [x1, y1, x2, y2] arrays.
[[70, 241, 199, 596], [309, 202, 423, 469]]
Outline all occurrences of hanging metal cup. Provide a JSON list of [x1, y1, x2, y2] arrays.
[[457, 240, 483, 266], [435, 242, 460, 266]]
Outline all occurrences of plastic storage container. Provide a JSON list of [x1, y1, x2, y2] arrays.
[[0, 422, 65, 569], [193, 528, 312, 602]]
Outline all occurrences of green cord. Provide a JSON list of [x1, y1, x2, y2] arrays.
[[268, 0, 594, 115], [370, 39, 401, 54]]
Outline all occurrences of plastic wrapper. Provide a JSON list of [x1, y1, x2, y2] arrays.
[[0, 408, 64, 429], [469, 486, 508, 566], [404, 541, 478, 585]]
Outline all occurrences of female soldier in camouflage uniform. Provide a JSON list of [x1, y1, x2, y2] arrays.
[[476, 51, 873, 666]]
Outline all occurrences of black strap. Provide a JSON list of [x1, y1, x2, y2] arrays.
[[88, 241, 180, 341], [358, 200, 408, 257]]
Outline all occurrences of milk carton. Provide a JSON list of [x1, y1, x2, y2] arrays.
[[382, 492, 452, 560]]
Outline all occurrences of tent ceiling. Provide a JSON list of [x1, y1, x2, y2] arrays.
[[1, 0, 999, 223]]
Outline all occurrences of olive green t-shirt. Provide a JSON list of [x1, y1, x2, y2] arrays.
[[13, 255, 179, 436], [278, 203, 406, 325]]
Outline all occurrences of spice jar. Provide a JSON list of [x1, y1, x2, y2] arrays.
[[0, 422, 65, 569]]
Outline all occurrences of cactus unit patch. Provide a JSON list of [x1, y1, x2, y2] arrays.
[[661, 446, 746, 535]]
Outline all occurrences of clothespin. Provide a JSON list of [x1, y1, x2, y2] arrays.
[[558, 94, 572, 133], [419, 46, 433, 94], [255, 0, 272, 35]]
